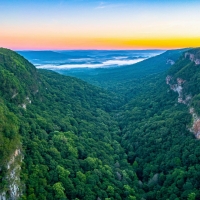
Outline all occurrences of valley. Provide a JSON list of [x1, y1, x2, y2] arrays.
[[0, 48, 200, 200]]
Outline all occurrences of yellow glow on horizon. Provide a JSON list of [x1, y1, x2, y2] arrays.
[[1, 1, 200, 50], [91, 37, 200, 49], [2, 35, 200, 50]]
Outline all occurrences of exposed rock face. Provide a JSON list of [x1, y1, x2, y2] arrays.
[[0, 192, 6, 200], [0, 149, 22, 200], [148, 173, 159, 186], [11, 92, 18, 99], [189, 108, 200, 139], [167, 50, 200, 139], [166, 76, 190, 104], [20, 96, 31, 110], [177, 78, 185, 85], [185, 52, 200, 65], [185, 52, 195, 61], [195, 59, 200, 65], [166, 59, 175, 65], [166, 75, 171, 85], [193, 120, 200, 139], [166, 75, 200, 139]]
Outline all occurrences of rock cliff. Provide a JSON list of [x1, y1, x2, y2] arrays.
[[166, 48, 200, 139], [0, 149, 22, 200], [166, 76, 191, 104]]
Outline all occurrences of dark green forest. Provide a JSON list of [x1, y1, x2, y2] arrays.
[[0, 47, 200, 200]]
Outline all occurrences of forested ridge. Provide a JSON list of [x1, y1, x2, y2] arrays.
[[0, 47, 200, 200], [56, 49, 187, 100]]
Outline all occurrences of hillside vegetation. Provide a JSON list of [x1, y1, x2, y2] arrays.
[[0, 48, 137, 200], [57, 49, 187, 100], [0, 48, 200, 200]]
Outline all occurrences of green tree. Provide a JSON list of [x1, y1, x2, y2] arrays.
[[53, 182, 66, 199]]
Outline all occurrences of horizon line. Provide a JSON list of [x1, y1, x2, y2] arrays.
[[15, 48, 168, 51]]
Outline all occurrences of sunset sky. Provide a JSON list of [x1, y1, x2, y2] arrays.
[[1, 0, 200, 50]]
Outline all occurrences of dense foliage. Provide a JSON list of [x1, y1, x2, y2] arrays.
[[118, 78, 200, 199], [0, 49, 138, 200], [19, 70, 138, 200], [0, 48, 200, 200], [57, 49, 187, 100]]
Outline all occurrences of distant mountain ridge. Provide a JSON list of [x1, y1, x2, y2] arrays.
[[17, 50, 69, 63], [17, 50, 163, 68], [55, 48, 188, 102]]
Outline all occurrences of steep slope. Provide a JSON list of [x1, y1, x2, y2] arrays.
[[0, 48, 39, 105], [167, 48, 200, 105], [119, 48, 200, 199], [0, 48, 39, 200], [0, 48, 138, 200], [166, 48, 200, 139]]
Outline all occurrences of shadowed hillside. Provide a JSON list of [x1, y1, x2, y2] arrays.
[[1, 48, 200, 200]]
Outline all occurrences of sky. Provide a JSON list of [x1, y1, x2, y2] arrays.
[[1, 0, 200, 50]]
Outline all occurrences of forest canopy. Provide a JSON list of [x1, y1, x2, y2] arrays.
[[0, 48, 200, 200]]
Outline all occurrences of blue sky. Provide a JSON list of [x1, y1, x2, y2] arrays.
[[1, 0, 200, 50]]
